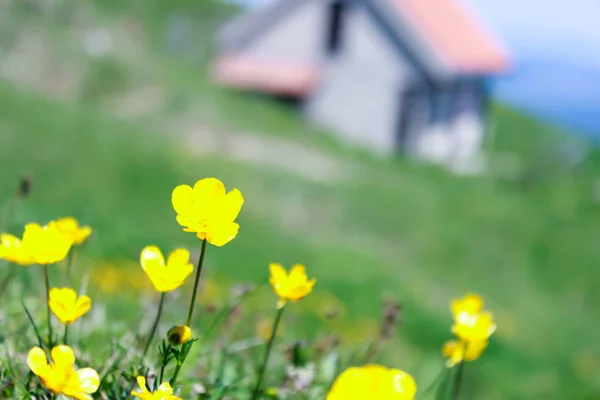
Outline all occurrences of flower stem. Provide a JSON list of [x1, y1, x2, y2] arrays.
[[159, 344, 172, 383], [185, 239, 207, 327], [43, 265, 53, 347], [452, 343, 469, 400], [63, 325, 69, 346], [251, 304, 286, 400], [170, 360, 184, 387], [65, 249, 75, 286], [423, 362, 446, 396], [142, 292, 166, 358], [0, 264, 17, 300]]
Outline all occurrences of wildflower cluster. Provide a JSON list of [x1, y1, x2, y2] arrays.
[[0, 176, 498, 399]]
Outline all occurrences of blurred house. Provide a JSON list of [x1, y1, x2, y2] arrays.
[[211, 0, 510, 173]]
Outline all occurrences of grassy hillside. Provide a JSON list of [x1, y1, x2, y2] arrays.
[[1, 1, 600, 398]]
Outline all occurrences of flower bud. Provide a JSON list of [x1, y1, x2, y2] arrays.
[[18, 174, 32, 198], [167, 325, 192, 345]]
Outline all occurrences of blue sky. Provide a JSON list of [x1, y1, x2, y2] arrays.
[[223, 0, 600, 136], [462, 0, 600, 136]]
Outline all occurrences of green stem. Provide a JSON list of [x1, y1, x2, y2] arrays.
[[362, 337, 384, 364], [422, 363, 446, 397], [159, 344, 172, 383], [0, 264, 16, 300], [63, 325, 69, 346], [170, 361, 183, 387], [451, 343, 468, 400], [251, 304, 286, 400], [142, 292, 166, 358], [43, 265, 53, 347], [65, 249, 75, 286], [169, 340, 195, 387], [185, 239, 207, 327]]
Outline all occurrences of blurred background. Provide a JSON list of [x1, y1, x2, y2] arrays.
[[0, 0, 599, 398]]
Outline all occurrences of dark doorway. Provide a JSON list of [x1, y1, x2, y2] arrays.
[[326, 0, 346, 54], [396, 83, 429, 152]]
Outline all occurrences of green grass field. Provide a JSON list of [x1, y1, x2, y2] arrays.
[[1, 1, 600, 398]]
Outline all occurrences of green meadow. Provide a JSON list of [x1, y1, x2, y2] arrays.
[[0, 1, 599, 398]]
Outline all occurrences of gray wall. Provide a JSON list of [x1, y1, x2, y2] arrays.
[[241, 0, 328, 65], [305, 2, 414, 154]]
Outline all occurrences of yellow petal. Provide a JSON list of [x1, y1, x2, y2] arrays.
[[156, 382, 175, 395], [389, 368, 417, 397], [73, 295, 92, 321], [64, 367, 100, 397], [451, 294, 483, 319], [269, 263, 288, 286], [74, 226, 93, 245], [51, 345, 76, 373], [49, 288, 78, 325], [0, 233, 21, 247], [221, 188, 244, 222], [205, 222, 239, 247], [131, 376, 150, 398], [140, 246, 165, 268], [166, 249, 191, 268], [50, 287, 77, 304], [172, 185, 194, 216], [442, 340, 488, 367], [452, 311, 496, 342], [54, 217, 78, 231], [27, 346, 49, 376], [23, 223, 72, 265], [192, 178, 226, 205], [289, 264, 308, 282], [23, 223, 43, 239], [140, 246, 165, 284]]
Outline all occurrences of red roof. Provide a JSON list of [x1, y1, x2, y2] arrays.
[[211, 55, 320, 97], [392, 0, 510, 74]]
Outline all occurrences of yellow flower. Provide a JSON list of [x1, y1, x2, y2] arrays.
[[27, 345, 99, 400], [49, 288, 92, 325], [452, 311, 496, 342], [442, 340, 488, 367], [269, 263, 315, 306], [140, 246, 194, 292], [172, 178, 243, 246], [131, 376, 182, 400], [0, 233, 33, 265], [53, 217, 92, 245], [23, 222, 73, 265], [450, 293, 496, 343], [327, 365, 417, 400], [451, 293, 483, 320], [167, 325, 192, 345]]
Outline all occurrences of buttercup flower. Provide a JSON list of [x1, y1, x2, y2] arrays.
[[327, 365, 417, 400], [140, 246, 194, 292], [450, 294, 496, 343], [131, 376, 182, 400], [23, 223, 73, 265], [442, 340, 488, 367], [49, 288, 92, 325], [53, 217, 92, 245], [269, 263, 316, 306], [27, 345, 99, 399], [167, 325, 192, 345], [172, 178, 243, 246], [0, 233, 33, 265]]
